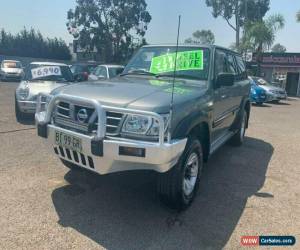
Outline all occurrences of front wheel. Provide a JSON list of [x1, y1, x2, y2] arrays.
[[157, 136, 203, 210]]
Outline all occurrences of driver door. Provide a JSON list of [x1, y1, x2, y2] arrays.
[[212, 49, 236, 142]]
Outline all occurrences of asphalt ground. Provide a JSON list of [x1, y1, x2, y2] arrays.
[[0, 82, 299, 250]]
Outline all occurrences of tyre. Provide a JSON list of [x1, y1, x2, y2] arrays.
[[256, 102, 263, 106], [15, 96, 27, 121], [229, 110, 247, 147], [60, 159, 80, 170], [157, 136, 203, 211]]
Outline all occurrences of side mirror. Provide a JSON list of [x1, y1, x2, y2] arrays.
[[216, 73, 235, 87]]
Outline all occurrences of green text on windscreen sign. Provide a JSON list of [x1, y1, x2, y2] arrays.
[[150, 50, 204, 74]]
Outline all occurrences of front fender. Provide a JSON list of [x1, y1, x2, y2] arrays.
[[172, 110, 211, 140]]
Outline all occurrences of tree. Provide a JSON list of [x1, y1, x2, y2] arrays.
[[243, 14, 285, 52], [0, 28, 71, 60], [242, 14, 285, 75], [205, 0, 270, 48], [185, 29, 215, 45], [297, 10, 300, 22], [271, 43, 286, 53], [67, 0, 151, 63]]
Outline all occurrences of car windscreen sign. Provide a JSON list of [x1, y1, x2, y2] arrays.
[[31, 66, 61, 79], [150, 50, 204, 74]]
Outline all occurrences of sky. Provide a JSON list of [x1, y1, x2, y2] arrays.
[[0, 0, 300, 52]]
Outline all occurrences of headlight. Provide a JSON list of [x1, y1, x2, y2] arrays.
[[122, 115, 152, 134], [121, 114, 169, 136], [147, 115, 169, 136], [17, 87, 30, 100], [37, 94, 53, 113]]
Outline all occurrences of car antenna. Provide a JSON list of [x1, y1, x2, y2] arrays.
[[168, 15, 181, 142]]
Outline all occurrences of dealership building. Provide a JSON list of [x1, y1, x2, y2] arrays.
[[248, 53, 300, 96]]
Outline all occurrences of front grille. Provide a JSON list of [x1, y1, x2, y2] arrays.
[[53, 101, 124, 136], [106, 111, 123, 135]]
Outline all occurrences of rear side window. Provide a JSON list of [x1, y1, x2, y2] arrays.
[[235, 56, 247, 80]]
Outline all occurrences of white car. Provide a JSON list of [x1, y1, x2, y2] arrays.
[[88, 64, 124, 81], [15, 62, 74, 120], [0, 60, 24, 81]]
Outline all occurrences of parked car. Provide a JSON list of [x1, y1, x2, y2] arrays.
[[15, 62, 74, 121], [36, 45, 251, 210], [249, 76, 287, 103], [0, 60, 24, 81], [88, 64, 124, 81], [249, 77, 267, 105], [70, 63, 98, 82]]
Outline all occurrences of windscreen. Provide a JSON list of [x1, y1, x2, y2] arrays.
[[2, 61, 22, 68], [123, 46, 210, 80], [25, 64, 74, 82]]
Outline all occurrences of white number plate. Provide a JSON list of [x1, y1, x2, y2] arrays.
[[55, 131, 82, 152]]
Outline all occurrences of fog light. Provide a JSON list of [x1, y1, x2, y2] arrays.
[[119, 146, 145, 157]]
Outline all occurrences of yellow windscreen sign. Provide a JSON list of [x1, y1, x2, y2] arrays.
[[150, 50, 204, 74]]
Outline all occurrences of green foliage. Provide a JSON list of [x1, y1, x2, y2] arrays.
[[0, 28, 71, 60], [67, 0, 151, 63], [205, 0, 270, 46], [185, 29, 215, 45], [243, 14, 285, 52], [205, 0, 270, 27], [271, 43, 286, 53]]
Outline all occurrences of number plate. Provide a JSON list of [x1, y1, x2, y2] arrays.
[[55, 131, 82, 152]]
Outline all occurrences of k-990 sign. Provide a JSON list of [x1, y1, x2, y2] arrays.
[[31, 66, 61, 79]]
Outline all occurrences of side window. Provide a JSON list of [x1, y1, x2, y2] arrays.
[[214, 50, 227, 78], [95, 66, 108, 78], [227, 54, 238, 74], [235, 56, 247, 80]]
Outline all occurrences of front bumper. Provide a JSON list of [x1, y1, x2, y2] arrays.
[[41, 124, 187, 174], [35, 93, 187, 175], [273, 94, 287, 100], [1, 72, 22, 80], [251, 94, 267, 103], [17, 100, 37, 113]]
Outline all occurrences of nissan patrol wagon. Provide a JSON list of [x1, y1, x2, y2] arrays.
[[36, 45, 251, 210]]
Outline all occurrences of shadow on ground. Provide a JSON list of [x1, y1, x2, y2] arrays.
[[52, 137, 273, 250], [270, 101, 290, 106], [252, 103, 272, 108]]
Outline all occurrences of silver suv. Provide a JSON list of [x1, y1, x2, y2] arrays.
[[36, 45, 251, 210]]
